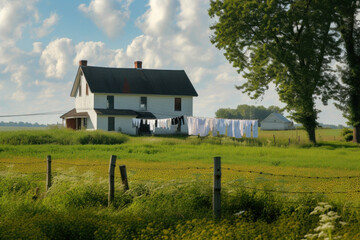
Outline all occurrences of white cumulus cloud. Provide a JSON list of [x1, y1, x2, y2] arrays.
[[40, 38, 75, 79], [79, 0, 133, 37], [0, 0, 39, 42], [34, 12, 59, 38]]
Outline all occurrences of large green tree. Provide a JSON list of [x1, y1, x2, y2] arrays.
[[334, 0, 360, 143], [209, 0, 340, 143], [215, 104, 283, 124]]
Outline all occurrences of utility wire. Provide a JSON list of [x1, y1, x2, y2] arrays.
[[0, 111, 68, 118]]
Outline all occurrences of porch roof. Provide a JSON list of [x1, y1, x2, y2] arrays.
[[60, 108, 89, 119]]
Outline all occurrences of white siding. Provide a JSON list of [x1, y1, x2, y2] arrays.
[[97, 116, 107, 131], [75, 75, 94, 110], [96, 115, 137, 135], [75, 91, 194, 135], [94, 93, 193, 115], [86, 110, 97, 130], [92, 93, 193, 134]]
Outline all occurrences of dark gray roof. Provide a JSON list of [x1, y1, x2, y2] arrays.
[[261, 113, 292, 123], [61, 108, 156, 119], [78, 66, 198, 96], [60, 108, 89, 119], [94, 109, 156, 119]]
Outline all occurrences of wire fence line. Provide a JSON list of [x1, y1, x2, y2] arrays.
[[1, 158, 360, 197], [1, 160, 360, 179], [239, 186, 360, 195], [2, 160, 360, 179], [223, 167, 360, 179], [53, 161, 108, 167], [0, 161, 46, 165]]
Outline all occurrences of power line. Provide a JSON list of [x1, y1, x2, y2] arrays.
[[0, 111, 68, 118]]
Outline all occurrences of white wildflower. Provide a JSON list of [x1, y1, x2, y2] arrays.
[[303, 202, 345, 240], [234, 210, 246, 216]]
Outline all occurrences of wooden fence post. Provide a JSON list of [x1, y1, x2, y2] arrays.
[[119, 165, 129, 190], [46, 155, 51, 191], [213, 156, 221, 219], [108, 155, 117, 207], [273, 135, 276, 145]]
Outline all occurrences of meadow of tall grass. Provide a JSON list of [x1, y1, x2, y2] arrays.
[[1, 171, 360, 239], [0, 128, 360, 239], [0, 129, 128, 145]]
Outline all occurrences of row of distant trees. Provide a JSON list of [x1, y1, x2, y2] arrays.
[[0, 121, 46, 127], [215, 104, 283, 125]]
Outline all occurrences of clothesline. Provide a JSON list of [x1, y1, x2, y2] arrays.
[[187, 117, 258, 138], [132, 115, 258, 138]]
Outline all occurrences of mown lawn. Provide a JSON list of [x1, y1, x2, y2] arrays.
[[0, 129, 359, 239]]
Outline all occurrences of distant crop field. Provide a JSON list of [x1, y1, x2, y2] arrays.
[[0, 126, 47, 131], [259, 128, 343, 142]]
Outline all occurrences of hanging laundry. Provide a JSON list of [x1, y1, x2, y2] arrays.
[[225, 119, 234, 137], [198, 118, 209, 137], [252, 120, 258, 138], [217, 119, 226, 135], [233, 120, 242, 139], [148, 119, 156, 131], [132, 118, 141, 128]]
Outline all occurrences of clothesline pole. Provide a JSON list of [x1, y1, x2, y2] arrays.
[[213, 156, 221, 219]]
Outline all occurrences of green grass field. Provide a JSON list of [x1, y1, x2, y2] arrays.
[[0, 129, 359, 239], [0, 126, 47, 131]]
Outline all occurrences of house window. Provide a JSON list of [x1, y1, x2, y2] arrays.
[[86, 83, 89, 96], [108, 117, 115, 131], [175, 98, 181, 111], [140, 97, 147, 111], [79, 82, 82, 97], [107, 96, 114, 109]]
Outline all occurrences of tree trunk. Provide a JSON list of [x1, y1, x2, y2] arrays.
[[353, 125, 360, 143], [305, 124, 316, 144]]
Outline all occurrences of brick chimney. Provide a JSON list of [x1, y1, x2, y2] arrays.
[[134, 61, 142, 69], [79, 60, 87, 66]]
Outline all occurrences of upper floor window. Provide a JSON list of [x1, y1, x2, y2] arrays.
[[175, 98, 181, 111], [86, 83, 89, 96], [140, 97, 147, 111], [107, 96, 114, 109], [78, 82, 82, 97]]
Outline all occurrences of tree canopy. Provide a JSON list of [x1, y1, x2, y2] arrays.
[[215, 104, 283, 124], [334, 0, 360, 143], [209, 0, 341, 143]]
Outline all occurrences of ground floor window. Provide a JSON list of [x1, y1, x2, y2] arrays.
[[108, 117, 115, 131], [175, 98, 181, 111]]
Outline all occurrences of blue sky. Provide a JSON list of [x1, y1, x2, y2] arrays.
[[0, 0, 347, 125]]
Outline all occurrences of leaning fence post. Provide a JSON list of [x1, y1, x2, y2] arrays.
[[273, 134, 276, 145], [213, 156, 221, 219], [108, 155, 117, 207], [46, 155, 52, 191], [119, 165, 129, 190]]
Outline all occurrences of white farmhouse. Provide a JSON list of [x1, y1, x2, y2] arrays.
[[260, 113, 295, 130], [60, 60, 198, 135]]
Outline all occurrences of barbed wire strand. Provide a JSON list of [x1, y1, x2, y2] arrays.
[[240, 185, 360, 194], [53, 161, 108, 166], [0, 161, 46, 165], [223, 167, 360, 179]]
